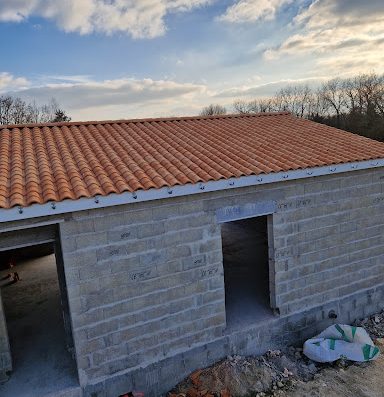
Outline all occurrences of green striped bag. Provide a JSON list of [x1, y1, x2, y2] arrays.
[[303, 324, 380, 363]]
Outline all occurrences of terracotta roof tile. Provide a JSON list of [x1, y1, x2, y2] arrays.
[[1, 112, 384, 210]]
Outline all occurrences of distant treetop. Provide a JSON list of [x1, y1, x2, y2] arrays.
[[229, 72, 384, 142], [200, 104, 227, 116], [0, 96, 71, 125]]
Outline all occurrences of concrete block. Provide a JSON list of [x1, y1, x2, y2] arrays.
[[63, 249, 97, 270], [61, 219, 95, 235], [87, 319, 120, 340], [166, 245, 191, 260], [96, 245, 127, 262], [182, 254, 206, 270], [152, 204, 179, 220], [199, 238, 222, 253], [137, 222, 165, 239], [139, 251, 166, 267], [61, 236, 77, 252], [107, 227, 137, 243]]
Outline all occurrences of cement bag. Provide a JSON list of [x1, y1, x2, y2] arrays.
[[303, 324, 380, 363]]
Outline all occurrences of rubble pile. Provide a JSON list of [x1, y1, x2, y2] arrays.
[[169, 311, 384, 397], [168, 348, 319, 397], [354, 310, 384, 338]]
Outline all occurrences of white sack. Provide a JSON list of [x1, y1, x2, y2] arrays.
[[303, 324, 380, 363]]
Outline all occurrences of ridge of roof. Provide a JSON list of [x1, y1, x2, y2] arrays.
[[0, 111, 291, 130]]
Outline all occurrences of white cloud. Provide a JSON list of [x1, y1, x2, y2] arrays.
[[215, 76, 327, 98], [0, 72, 29, 93], [263, 0, 384, 75], [0, 0, 37, 22], [6, 76, 214, 120], [3, 74, 333, 120], [0, 0, 212, 38], [44, 75, 93, 84], [219, 0, 292, 23]]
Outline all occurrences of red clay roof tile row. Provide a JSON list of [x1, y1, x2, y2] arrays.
[[1, 112, 384, 210]]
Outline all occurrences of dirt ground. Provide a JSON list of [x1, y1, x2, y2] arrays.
[[288, 313, 384, 397], [282, 345, 384, 397], [169, 311, 384, 397]]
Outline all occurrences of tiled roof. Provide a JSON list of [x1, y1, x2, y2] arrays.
[[1, 112, 384, 210]]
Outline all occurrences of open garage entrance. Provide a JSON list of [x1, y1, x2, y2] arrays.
[[221, 216, 275, 329], [0, 226, 78, 397]]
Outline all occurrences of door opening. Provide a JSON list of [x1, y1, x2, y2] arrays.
[[221, 216, 275, 329], [0, 241, 78, 396]]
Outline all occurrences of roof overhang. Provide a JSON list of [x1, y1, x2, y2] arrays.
[[0, 158, 383, 224]]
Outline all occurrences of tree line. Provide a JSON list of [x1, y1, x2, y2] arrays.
[[200, 72, 384, 141], [0, 96, 71, 125]]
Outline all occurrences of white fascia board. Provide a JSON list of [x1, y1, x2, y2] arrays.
[[0, 158, 383, 224]]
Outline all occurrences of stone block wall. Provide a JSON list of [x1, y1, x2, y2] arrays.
[[273, 169, 384, 315], [57, 167, 384, 394], [0, 291, 12, 378], [59, 199, 226, 386], [1, 166, 384, 395]]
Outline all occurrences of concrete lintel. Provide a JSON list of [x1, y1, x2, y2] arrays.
[[216, 201, 276, 223]]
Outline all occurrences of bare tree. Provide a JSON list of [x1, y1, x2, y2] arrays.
[[342, 77, 360, 113], [41, 98, 71, 122], [258, 98, 274, 113], [200, 104, 227, 116], [318, 78, 347, 127], [233, 86, 315, 117], [0, 96, 71, 125], [355, 73, 384, 115], [229, 72, 384, 141], [233, 98, 274, 114], [273, 85, 315, 118], [0, 96, 13, 125], [233, 100, 252, 114]]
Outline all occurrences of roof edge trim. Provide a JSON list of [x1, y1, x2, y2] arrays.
[[1, 158, 383, 224]]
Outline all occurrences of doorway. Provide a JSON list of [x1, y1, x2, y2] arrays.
[[0, 236, 78, 396], [221, 216, 275, 329]]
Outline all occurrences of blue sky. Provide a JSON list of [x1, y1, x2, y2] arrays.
[[0, 0, 383, 120]]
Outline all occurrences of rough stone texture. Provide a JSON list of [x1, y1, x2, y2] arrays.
[[0, 291, 12, 379], [1, 167, 384, 396]]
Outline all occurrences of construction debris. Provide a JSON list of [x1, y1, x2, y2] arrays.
[[168, 348, 318, 397], [169, 311, 384, 397], [354, 310, 384, 338]]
